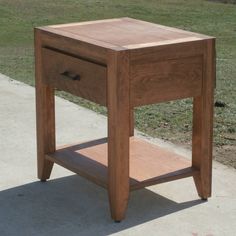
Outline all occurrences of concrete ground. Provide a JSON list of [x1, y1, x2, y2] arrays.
[[0, 73, 235, 236]]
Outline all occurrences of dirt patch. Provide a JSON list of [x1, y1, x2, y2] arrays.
[[214, 145, 236, 168], [172, 140, 236, 169], [208, 0, 236, 4]]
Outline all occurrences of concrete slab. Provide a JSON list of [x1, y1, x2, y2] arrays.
[[0, 73, 235, 236]]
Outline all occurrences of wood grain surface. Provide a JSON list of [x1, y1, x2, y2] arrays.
[[35, 17, 215, 221]]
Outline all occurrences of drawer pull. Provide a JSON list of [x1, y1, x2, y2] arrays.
[[60, 71, 81, 81]]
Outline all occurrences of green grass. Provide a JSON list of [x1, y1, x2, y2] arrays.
[[0, 0, 235, 166]]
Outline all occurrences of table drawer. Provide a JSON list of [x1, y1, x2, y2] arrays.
[[130, 56, 203, 106], [41, 48, 107, 106]]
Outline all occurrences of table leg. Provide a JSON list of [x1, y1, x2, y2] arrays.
[[107, 50, 130, 221], [35, 29, 55, 181], [192, 39, 215, 199]]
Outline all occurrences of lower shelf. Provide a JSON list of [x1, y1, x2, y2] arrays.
[[46, 137, 198, 190]]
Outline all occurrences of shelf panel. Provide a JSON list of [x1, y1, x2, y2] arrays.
[[46, 137, 198, 190]]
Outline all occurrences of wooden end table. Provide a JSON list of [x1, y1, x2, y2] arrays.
[[35, 18, 215, 222]]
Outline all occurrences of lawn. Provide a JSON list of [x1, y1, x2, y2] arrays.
[[0, 0, 235, 167]]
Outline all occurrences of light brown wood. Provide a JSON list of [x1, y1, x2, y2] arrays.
[[130, 40, 205, 64], [123, 18, 212, 40], [125, 37, 205, 49], [107, 50, 130, 221], [37, 17, 210, 65], [42, 47, 107, 105], [54, 17, 211, 47], [131, 56, 203, 106], [50, 18, 124, 28], [35, 17, 215, 221], [39, 28, 109, 65], [192, 39, 215, 199], [45, 137, 196, 190], [35, 29, 55, 180]]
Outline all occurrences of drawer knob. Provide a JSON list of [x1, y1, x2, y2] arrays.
[[60, 71, 81, 81]]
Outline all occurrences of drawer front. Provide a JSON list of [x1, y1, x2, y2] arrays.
[[130, 56, 203, 106], [42, 48, 107, 106]]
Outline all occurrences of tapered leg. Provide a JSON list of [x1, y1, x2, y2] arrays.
[[192, 39, 215, 199], [35, 29, 55, 181], [107, 50, 130, 221]]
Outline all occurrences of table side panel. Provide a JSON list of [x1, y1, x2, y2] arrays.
[[131, 55, 203, 106], [130, 40, 205, 64]]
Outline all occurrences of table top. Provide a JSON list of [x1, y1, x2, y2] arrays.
[[44, 17, 212, 50]]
